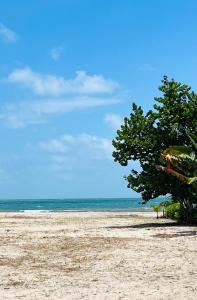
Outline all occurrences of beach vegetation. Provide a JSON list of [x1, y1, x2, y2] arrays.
[[151, 204, 161, 219], [157, 132, 197, 185], [164, 202, 181, 220], [157, 132, 197, 223], [112, 76, 197, 224], [157, 200, 170, 217]]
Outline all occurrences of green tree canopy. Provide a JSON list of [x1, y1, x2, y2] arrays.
[[112, 76, 197, 207]]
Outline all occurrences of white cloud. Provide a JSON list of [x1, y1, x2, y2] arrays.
[[104, 113, 123, 130], [38, 133, 113, 177], [0, 96, 121, 128], [7, 67, 119, 96], [39, 133, 113, 160], [50, 46, 63, 61], [39, 139, 68, 154], [138, 64, 155, 72], [2, 68, 123, 129], [0, 23, 18, 43], [2, 115, 26, 129]]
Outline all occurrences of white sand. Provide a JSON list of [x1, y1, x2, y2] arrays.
[[0, 211, 196, 300]]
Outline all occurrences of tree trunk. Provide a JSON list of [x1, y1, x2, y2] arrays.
[[188, 200, 193, 224]]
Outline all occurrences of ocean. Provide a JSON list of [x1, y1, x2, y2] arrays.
[[0, 198, 163, 212]]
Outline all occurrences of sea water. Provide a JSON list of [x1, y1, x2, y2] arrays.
[[0, 198, 163, 212]]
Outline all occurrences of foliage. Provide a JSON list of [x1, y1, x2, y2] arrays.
[[157, 133, 197, 185], [151, 200, 180, 220], [164, 202, 181, 220], [112, 76, 197, 223], [152, 199, 197, 223], [160, 199, 197, 223], [151, 204, 161, 219], [157, 200, 170, 217], [157, 133, 197, 223]]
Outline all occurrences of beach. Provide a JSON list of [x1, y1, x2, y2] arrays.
[[0, 211, 196, 300]]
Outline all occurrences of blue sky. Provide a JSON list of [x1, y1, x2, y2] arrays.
[[0, 0, 197, 198]]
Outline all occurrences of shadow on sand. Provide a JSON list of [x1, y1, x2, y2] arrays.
[[106, 222, 197, 238], [154, 231, 197, 238]]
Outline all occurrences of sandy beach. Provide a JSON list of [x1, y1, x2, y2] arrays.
[[0, 211, 196, 300]]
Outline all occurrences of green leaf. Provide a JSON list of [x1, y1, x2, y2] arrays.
[[188, 132, 197, 150], [162, 146, 195, 160]]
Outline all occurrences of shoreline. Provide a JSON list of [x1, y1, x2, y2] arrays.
[[0, 208, 153, 213]]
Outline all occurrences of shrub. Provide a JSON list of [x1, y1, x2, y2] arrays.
[[165, 203, 181, 220]]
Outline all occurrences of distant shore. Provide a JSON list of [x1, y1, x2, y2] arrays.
[[0, 211, 196, 299]]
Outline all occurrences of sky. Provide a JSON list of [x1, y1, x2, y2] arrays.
[[0, 0, 197, 199]]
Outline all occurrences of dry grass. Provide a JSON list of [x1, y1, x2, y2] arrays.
[[0, 233, 127, 275]]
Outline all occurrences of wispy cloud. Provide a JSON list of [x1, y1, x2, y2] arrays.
[[104, 113, 123, 130], [0, 23, 18, 43], [7, 67, 119, 96], [2, 68, 123, 128], [39, 133, 113, 161], [0, 97, 121, 128], [50, 46, 63, 62], [138, 64, 155, 72], [38, 133, 113, 177]]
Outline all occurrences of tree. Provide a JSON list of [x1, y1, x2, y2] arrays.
[[112, 76, 197, 223], [156, 133, 197, 223]]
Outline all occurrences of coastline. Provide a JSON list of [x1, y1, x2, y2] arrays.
[[2, 208, 153, 213], [0, 211, 196, 299]]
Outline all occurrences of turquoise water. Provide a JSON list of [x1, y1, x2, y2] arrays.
[[0, 198, 163, 212]]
